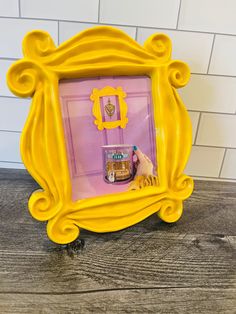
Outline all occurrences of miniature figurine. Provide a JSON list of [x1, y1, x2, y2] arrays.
[[129, 146, 158, 190]]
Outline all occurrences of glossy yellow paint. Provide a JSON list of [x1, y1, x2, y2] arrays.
[[7, 26, 194, 244], [91, 85, 128, 130]]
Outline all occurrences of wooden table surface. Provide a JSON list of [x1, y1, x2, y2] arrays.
[[0, 168, 235, 313]]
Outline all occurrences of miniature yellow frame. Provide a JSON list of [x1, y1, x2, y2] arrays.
[[91, 86, 128, 130], [7, 26, 194, 244]]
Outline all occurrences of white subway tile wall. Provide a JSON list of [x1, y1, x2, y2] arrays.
[[138, 28, 214, 73], [0, 0, 235, 180], [185, 146, 225, 177], [221, 149, 236, 179], [100, 0, 180, 29], [209, 35, 236, 76], [21, 0, 99, 22], [0, 18, 58, 58], [179, 75, 236, 113], [0, 98, 30, 131], [0, 59, 16, 97], [178, 0, 236, 35], [196, 114, 236, 148], [188, 111, 200, 144], [0, 0, 19, 17], [0, 132, 21, 163]]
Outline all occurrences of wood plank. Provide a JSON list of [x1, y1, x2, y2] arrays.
[[0, 233, 235, 293], [0, 288, 235, 314]]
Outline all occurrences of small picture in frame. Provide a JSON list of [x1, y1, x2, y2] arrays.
[[59, 76, 157, 200]]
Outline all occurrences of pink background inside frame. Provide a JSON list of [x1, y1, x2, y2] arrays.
[[59, 76, 157, 201]]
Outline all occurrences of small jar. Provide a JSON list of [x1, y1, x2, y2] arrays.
[[102, 145, 134, 184]]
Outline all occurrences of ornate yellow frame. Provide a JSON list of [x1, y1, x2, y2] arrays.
[[7, 26, 194, 244], [91, 86, 128, 130]]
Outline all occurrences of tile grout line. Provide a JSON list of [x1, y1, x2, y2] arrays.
[[188, 110, 236, 116], [191, 72, 236, 79], [0, 160, 23, 164], [0, 130, 21, 133], [0, 95, 24, 99], [194, 112, 202, 145], [0, 57, 19, 61], [57, 21, 60, 45], [176, 0, 182, 29], [135, 27, 138, 41], [192, 175, 236, 182], [0, 15, 236, 37], [98, 0, 101, 23], [219, 175, 236, 181], [193, 144, 236, 149], [206, 34, 216, 74], [218, 148, 227, 178], [18, 0, 21, 18]]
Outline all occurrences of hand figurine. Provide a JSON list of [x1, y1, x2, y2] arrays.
[[133, 146, 154, 177], [129, 146, 158, 190]]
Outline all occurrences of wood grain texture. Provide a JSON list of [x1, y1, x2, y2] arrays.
[[0, 289, 235, 314], [0, 169, 235, 313]]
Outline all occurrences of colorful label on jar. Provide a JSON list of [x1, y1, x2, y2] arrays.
[[102, 145, 134, 184]]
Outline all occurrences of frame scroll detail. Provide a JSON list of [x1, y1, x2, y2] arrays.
[[91, 86, 128, 130]]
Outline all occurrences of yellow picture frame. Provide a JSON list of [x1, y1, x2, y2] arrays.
[[7, 26, 194, 244], [91, 86, 128, 130]]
